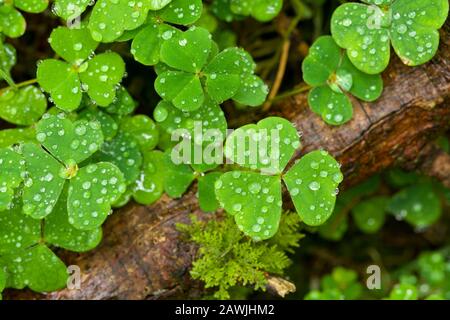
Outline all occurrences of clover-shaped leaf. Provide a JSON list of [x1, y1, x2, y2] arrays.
[[15, 0, 49, 13], [88, 0, 151, 43], [37, 27, 125, 111], [215, 171, 282, 240], [0, 41, 16, 76], [94, 132, 143, 185], [351, 196, 388, 234], [0, 127, 36, 148], [283, 150, 343, 226], [156, 0, 202, 25], [36, 113, 103, 165], [387, 183, 441, 228], [132, 150, 165, 205], [225, 117, 300, 174], [104, 86, 137, 115], [0, 195, 40, 253], [120, 115, 159, 151], [149, 0, 172, 10], [331, 0, 449, 74], [230, 0, 283, 22], [303, 36, 383, 125], [162, 150, 196, 198], [45, 186, 103, 252], [67, 162, 126, 230], [0, 85, 47, 125], [0, 147, 25, 211], [2, 244, 67, 292], [21, 143, 66, 219], [0, 4, 26, 38]]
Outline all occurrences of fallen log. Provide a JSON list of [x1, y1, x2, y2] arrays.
[[6, 22, 450, 300]]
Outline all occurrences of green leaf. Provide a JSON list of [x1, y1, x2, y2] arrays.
[[155, 70, 204, 111], [331, 3, 391, 74], [198, 172, 222, 212], [48, 26, 98, 64], [0, 42, 16, 75], [391, 0, 448, 66], [215, 171, 282, 240], [387, 183, 441, 228], [36, 113, 104, 165], [45, 186, 102, 252], [88, 0, 150, 42], [318, 202, 349, 241], [15, 0, 49, 13], [160, 27, 212, 73], [388, 283, 418, 300], [2, 244, 68, 292], [94, 132, 143, 185], [131, 23, 178, 66], [0, 266, 5, 298], [53, 0, 92, 20], [79, 52, 125, 107], [67, 162, 126, 230], [149, 0, 172, 10], [162, 150, 195, 198], [230, 0, 282, 22], [37, 59, 82, 111], [0, 86, 47, 125], [232, 74, 268, 107], [283, 150, 343, 226], [0, 6, 26, 38], [79, 107, 119, 141], [0, 195, 41, 254], [0, 147, 25, 211], [225, 117, 300, 174], [351, 196, 388, 234], [132, 150, 165, 205], [308, 86, 353, 126], [158, 0, 203, 25], [104, 86, 137, 115], [21, 143, 66, 219], [302, 36, 341, 87], [0, 127, 36, 148], [120, 115, 159, 152]]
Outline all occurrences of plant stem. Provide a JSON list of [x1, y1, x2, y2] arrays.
[[270, 84, 312, 102], [0, 78, 37, 94], [0, 69, 17, 90]]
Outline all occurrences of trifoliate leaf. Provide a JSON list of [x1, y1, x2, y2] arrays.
[[162, 150, 195, 198], [215, 171, 282, 240], [0, 147, 25, 211], [387, 183, 441, 228], [37, 59, 82, 111], [0, 5, 26, 38], [48, 26, 98, 64], [283, 150, 343, 226], [158, 0, 202, 25], [67, 162, 126, 230], [120, 115, 159, 151], [132, 150, 165, 205], [2, 244, 68, 292], [225, 117, 300, 174], [15, 0, 49, 13], [131, 23, 178, 66], [21, 143, 66, 219], [53, 0, 92, 21], [232, 74, 268, 107], [79, 52, 125, 106], [0, 86, 47, 125], [79, 106, 119, 141], [45, 186, 102, 252], [198, 171, 222, 212], [351, 196, 388, 234], [308, 86, 353, 126], [0, 196, 40, 254], [160, 27, 212, 73], [36, 113, 104, 165], [0, 127, 36, 148], [94, 132, 142, 185], [155, 70, 204, 111]]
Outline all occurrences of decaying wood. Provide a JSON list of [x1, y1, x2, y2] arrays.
[[6, 23, 450, 300]]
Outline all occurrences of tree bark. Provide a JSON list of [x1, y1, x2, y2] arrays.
[[6, 22, 450, 300]]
